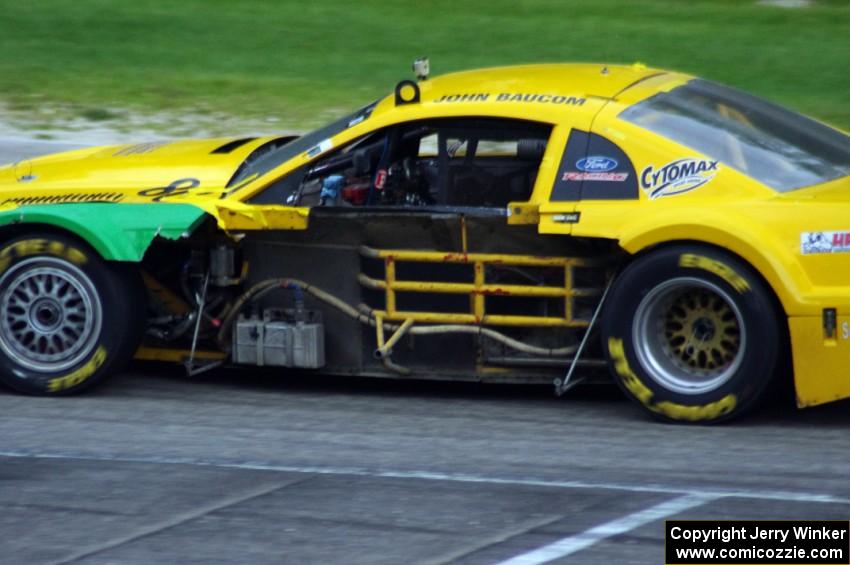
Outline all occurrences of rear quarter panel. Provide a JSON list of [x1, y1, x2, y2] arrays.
[[542, 86, 850, 408]]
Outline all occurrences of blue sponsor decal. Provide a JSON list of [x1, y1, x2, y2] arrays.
[[640, 158, 719, 199], [576, 155, 618, 172]]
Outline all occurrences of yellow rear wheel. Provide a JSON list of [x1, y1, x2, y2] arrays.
[[602, 245, 780, 423]]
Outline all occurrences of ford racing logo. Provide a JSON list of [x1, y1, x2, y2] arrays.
[[640, 158, 719, 199], [576, 156, 618, 172]]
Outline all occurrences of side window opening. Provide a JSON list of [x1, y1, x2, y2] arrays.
[[440, 129, 549, 207], [286, 117, 551, 209]]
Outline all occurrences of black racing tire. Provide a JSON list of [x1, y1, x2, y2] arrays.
[[602, 244, 780, 423], [0, 233, 145, 395]]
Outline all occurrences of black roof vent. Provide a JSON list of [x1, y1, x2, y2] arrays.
[[211, 137, 257, 154]]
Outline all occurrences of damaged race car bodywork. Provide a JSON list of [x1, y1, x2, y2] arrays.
[[1, 62, 849, 423]]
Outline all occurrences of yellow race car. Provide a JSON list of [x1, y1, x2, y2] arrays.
[[1, 61, 848, 423]]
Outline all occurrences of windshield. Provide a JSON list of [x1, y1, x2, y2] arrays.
[[619, 79, 850, 192], [228, 101, 377, 187]]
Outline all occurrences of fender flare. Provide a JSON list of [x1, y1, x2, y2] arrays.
[[0, 203, 208, 261], [618, 222, 806, 316]]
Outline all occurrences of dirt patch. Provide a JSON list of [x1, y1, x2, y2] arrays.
[[0, 100, 297, 146]]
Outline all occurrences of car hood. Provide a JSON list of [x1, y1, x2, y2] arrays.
[[0, 136, 273, 203]]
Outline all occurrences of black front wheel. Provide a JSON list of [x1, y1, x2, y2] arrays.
[[602, 245, 780, 423], [0, 234, 144, 395]]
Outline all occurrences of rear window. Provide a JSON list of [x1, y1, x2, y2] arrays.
[[620, 79, 850, 191]]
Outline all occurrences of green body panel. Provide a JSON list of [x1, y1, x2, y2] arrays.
[[0, 203, 207, 261]]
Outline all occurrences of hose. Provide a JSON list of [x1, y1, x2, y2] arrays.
[[217, 278, 579, 358], [406, 325, 578, 357]]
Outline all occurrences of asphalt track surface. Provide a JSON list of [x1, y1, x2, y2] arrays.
[[2, 139, 850, 564]]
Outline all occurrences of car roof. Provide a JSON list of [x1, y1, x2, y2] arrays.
[[423, 63, 669, 101]]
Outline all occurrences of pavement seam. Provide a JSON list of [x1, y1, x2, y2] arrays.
[[52, 477, 311, 564]]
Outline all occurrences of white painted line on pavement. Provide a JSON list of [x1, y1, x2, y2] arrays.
[[492, 493, 716, 565], [1, 449, 849, 505]]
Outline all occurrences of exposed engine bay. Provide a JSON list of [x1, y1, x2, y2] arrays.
[[139, 209, 619, 384]]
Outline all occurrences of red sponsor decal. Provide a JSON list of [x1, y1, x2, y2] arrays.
[[374, 169, 387, 190], [832, 232, 850, 247], [562, 171, 629, 182]]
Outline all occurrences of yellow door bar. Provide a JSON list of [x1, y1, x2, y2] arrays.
[[359, 273, 600, 298], [359, 246, 603, 328], [360, 246, 584, 267]]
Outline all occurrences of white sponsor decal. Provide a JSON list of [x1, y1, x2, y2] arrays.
[[640, 158, 719, 199], [552, 212, 581, 224], [306, 138, 334, 158], [800, 231, 850, 255]]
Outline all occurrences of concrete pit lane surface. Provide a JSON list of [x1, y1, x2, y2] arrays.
[[4, 365, 850, 565], [2, 140, 850, 565]]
